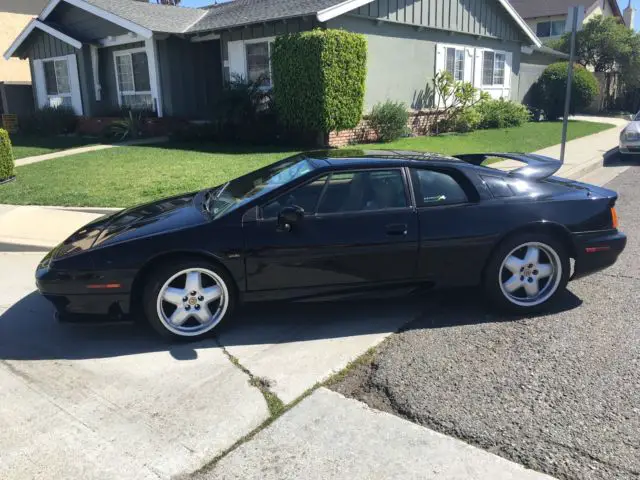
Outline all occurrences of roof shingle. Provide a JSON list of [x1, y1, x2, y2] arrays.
[[83, 0, 206, 33], [189, 0, 344, 32]]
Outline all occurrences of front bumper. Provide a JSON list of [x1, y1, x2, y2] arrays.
[[36, 256, 134, 320], [571, 230, 627, 280], [619, 139, 640, 154]]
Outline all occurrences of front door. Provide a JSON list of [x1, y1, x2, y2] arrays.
[[243, 169, 419, 292]]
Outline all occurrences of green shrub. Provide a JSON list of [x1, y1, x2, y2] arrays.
[[0, 129, 15, 181], [272, 29, 367, 134], [535, 62, 599, 120], [368, 101, 409, 142], [451, 107, 482, 132], [476, 99, 531, 129], [102, 111, 144, 141], [20, 106, 78, 135]]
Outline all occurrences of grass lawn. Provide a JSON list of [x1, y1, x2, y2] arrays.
[[0, 120, 616, 207], [10, 135, 98, 160], [358, 120, 614, 154]]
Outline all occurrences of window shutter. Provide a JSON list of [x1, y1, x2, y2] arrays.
[[434, 44, 445, 75], [473, 49, 483, 88], [464, 48, 474, 83], [66, 54, 84, 115], [504, 52, 513, 90], [32, 59, 48, 109], [228, 40, 247, 82]]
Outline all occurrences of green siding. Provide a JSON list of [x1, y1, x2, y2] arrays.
[[20, 30, 76, 60], [157, 37, 222, 119], [328, 15, 522, 110], [354, 0, 525, 42], [220, 17, 317, 82]]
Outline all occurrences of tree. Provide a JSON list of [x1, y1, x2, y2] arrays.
[[553, 15, 640, 110]]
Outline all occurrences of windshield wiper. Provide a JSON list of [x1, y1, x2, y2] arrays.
[[203, 182, 230, 215]]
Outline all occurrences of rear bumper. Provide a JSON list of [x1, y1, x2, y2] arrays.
[[571, 230, 626, 280]]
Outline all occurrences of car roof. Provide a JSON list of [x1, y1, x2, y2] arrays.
[[304, 150, 468, 169]]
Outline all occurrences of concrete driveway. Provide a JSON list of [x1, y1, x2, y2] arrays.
[[0, 252, 419, 479]]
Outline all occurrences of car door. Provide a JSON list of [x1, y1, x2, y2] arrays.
[[410, 167, 497, 287], [243, 168, 419, 291]]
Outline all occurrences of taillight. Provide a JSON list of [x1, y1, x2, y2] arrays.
[[611, 207, 619, 229]]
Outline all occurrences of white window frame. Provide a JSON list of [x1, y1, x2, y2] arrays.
[[42, 55, 72, 107], [113, 47, 154, 111], [32, 54, 83, 115], [473, 48, 512, 100], [228, 36, 276, 89], [435, 43, 474, 84], [482, 51, 507, 87], [445, 47, 466, 82]]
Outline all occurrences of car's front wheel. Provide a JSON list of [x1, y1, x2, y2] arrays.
[[484, 233, 569, 313], [143, 259, 235, 340]]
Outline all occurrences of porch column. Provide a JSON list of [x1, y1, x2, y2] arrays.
[[145, 37, 163, 118]]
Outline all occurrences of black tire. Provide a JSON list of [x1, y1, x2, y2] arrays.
[[143, 258, 236, 341], [483, 232, 570, 314]]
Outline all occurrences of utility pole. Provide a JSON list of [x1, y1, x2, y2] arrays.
[[560, 6, 581, 163]]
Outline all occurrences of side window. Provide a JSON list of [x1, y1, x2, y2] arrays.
[[318, 170, 407, 214], [413, 169, 468, 207], [262, 175, 329, 219]]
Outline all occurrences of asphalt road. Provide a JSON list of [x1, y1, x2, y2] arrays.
[[333, 164, 640, 480]]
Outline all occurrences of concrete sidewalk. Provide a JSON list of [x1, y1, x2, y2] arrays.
[[195, 388, 554, 480], [15, 136, 168, 167]]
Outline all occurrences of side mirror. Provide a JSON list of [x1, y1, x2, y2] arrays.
[[277, 205, 304, 232]]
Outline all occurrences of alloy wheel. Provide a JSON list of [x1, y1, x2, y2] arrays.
[[499, 241, 562, 307], [156, 267, 229, 336]]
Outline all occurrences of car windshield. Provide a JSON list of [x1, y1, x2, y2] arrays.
[[205, 156, 316, 219], [634, 111, 640, 121]]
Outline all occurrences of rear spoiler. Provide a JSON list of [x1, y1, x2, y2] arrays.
[[453, 153, 562, 181]]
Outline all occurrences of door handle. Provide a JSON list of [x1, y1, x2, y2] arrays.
[[386, 223, 408, 236]]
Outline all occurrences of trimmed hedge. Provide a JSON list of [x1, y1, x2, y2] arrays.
[[535, 62, 599, 120], [476, 99, 531, 129], [272, 29, 367, 133], [368, 101, 409, 142], [0, 129, 15, 181]]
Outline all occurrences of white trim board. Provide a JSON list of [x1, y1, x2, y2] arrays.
[[316, 0, 542, 48], [32, 54, 84, 115], [3, 19, 82, 60], [39, 0, 153, 39]]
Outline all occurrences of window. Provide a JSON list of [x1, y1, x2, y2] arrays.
[[482, 51, 506, 86], [43, 58, 71, 108], [412, 169, 468, 206], [262, 175, 329, 219], [445, 47, 465, 82], [114, 50, 153, 110], [207, 157, 316, 219], [317, 170, 407, 214], [536, 20, 565, 38], [246, 41, 273, 87]]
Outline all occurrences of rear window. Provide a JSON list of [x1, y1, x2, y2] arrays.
[[413, 169, 468, 206], [482, 175, 534, 198]]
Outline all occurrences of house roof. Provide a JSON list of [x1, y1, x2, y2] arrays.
[[189, 0, 346, 32], [5, 0, 544, 60], [509, 0, 622, 20], [41, 0, 207, 34]]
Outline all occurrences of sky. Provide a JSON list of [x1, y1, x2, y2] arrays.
[[177, 0, 640, 30]]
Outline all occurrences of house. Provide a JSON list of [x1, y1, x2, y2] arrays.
[[0, 0, 47, 120], [509, 0, 628, 41], [4, 0, 563, 133]]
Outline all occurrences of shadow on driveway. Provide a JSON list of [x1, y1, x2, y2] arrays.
[[603, 147, 640, 167], [0, 287, 583, 362]]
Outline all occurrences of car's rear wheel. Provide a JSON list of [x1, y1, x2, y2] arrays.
[[484, 233, 569, 313], [143, 259, 235, 340]]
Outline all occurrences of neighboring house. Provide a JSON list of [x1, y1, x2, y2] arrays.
[[3, 0, 563, 123], [0, 0, 47, 118], [509, 0, 626, 41]]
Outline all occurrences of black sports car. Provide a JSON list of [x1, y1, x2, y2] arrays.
[[36, 150, 626, 340]]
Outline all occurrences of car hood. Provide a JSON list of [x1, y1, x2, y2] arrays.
[[622, 121, 640, 135], [54, 192, 207, 258]]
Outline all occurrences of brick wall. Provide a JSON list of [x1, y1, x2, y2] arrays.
[[327, 110, 443, 147]]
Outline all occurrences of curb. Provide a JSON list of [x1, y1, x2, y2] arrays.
[[560, 156, 604, 181]]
